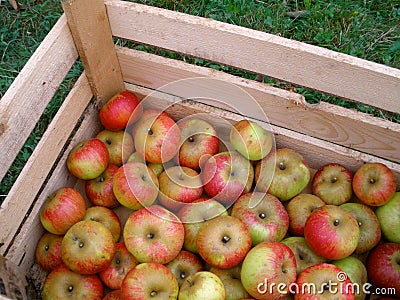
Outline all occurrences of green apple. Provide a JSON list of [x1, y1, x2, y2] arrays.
[[255, 148, 310, 201], [210, 264, 250, 300], [333, 256, 368, 300], [375, 192, 400, 243], [178, 271, 226, 300], [281, 236, 327, 275], [230, 119, 273, 161], [340, 202, 381, 254]]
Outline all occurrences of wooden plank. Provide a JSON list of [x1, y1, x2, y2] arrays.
[[0, 15, 78, 182], [0, 73, 93, 257], [126, 84, 400, 184], [5, 105, 102, 274], [105, 1, 400, 115], [61, 0, 125, 105], [116, 47, 400, 163]]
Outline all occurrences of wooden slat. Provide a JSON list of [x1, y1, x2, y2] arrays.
[[0, 73, 93, 257], [0, 15, 78, 182], [126, 84, 400, 184], [5, 104, 103, 275], [116, 47, 400, 163], [61, 0, 125, 105], [106, 1, 400, 114]]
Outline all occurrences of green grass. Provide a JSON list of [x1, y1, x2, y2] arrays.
[[0, 0, 399, 201]]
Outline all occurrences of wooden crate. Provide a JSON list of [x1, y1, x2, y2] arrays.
[[0, 0, 399, 296]]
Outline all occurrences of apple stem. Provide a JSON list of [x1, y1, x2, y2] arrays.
[[150, 290, 157, 297], [186, 279, 194, 287], [222, 235, 231, 244]]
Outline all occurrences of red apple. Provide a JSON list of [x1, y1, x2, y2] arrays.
[[366, 243, 400, 297], [85, 164, 120, 208], [176, 117, 220, 170], [241, 241, 297, 300], [112, 162, 159, 210], [123, 205, 184, 264], [312, 163, 353, 205], [134, 113, 181, 164], [165, 250, 204, 287], [230, 119, 273, 161], [99, 90, 142, 131], [304, 205, 360, 260], [281, 236, 327, 275], [99, 242, 139, 290], [121, 262, 179, 299], [210, 264, 251, 300], [177, 198, 228, 253], [196, 215, 252, 269], [103, 290, 121, 300], [294, 263, 355, 300], [83, 206, 122, 243], [35, 232, 63, 272], [202, 151, 254, 206], [255, 148, 310, 201], [352, 162, 396, 206], [158, 166, 203, 211], [340, 202, 381, 254], [231, 192, 289, 246], [67, 138, 109, 180], [40, 187, 86, 235], [178, 271, 226, 300], [61, 220, 115, 275], [131, 109, 173, 138], [95, 129, 134, 166], [286, 193, 325, 236], [42, 264, 103, 300]]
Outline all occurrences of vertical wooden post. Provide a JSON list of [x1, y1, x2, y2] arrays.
[[61, 0, 125, 105]]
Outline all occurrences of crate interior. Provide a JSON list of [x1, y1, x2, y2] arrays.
[[0, 0, 399, 293]]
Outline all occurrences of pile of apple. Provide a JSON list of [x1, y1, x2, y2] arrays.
[[36, 91, 400, 300]]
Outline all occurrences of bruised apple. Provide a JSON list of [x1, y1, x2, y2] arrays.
[[99, 242, 139, 290]]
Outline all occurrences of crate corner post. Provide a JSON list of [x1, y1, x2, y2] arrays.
[[61, 0, 125, 105]]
